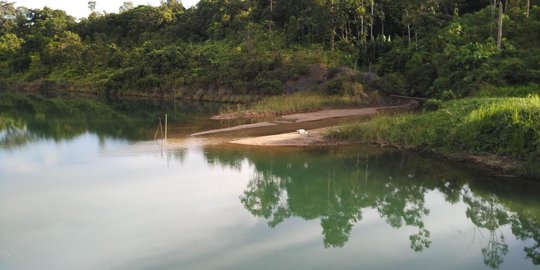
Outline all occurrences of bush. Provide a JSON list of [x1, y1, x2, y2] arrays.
[[326, 78, 345, 95], [374, 73, 406, 95], [255, 77, 283, 95], [431, 77, 452, 95], [497, 57, 528, 84], [424, 99, 443, 112], [440, 90, 457, 101]]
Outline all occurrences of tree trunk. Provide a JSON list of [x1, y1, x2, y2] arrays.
[[370, 0, 374, 41], [381, 18, 384, 37], [415, 31, 418, 50], [361, 15, 364, 42], [490, 0, 496, 37], [355, 16, 360, 44], [527, 0, 530, 18], [359, 0, 364, 43], [407, 24, 411, 46], [331, 0, 335, 51], [346, 19, 351, 41], [380, 4, 384, 37], [497, 1, 503, 50]]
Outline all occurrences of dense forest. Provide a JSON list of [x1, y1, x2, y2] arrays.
[[0, 0, 538, 99]]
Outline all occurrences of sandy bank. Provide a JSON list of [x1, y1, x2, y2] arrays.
[[230, 128, 329, 146]]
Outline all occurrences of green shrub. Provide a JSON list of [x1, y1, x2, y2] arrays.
[[255, 77, 284, 95], [374, 73, 406, 95], [440, 90, 457, 101], [326, 79, 345, 95], [424, 99, 443, 112], [497, 57, 529, 84], [432, 77, 452, 95]]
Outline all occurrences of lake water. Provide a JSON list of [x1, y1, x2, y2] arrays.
[[0, 98, 539, 270]]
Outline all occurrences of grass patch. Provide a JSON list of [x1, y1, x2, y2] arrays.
[[327, 96, 540, 177], [221, 92, 367, 117], [476, 84, 540, 97]]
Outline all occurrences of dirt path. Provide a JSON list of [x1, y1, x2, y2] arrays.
[[190, 102, 417, 146]]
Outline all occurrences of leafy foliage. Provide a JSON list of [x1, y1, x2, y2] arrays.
[[0, 0, 538, 98]]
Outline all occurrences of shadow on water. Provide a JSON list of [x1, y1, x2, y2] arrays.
[[202, 145, 540, 269]]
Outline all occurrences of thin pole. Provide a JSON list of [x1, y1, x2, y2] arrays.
[[154, 119, 162, 141], [164, 113, 168, 142]]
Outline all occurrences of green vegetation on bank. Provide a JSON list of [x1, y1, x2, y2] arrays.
[[250, 93, 366, 115], [476, 83, 540, 97], [327, 87, 540, 177]]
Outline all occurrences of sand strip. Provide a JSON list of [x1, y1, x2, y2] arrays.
[[230, 128, 329, 146]]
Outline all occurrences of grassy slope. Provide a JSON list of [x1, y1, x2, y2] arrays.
[[327, 86, 540, 177]]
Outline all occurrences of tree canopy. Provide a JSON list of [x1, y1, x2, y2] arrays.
[[0, 0, 538, 98]]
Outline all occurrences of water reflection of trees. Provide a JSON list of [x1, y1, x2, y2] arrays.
[[464, 192, 509, 268], [204, 146, 540, 268], [0, 93, 220, 148]]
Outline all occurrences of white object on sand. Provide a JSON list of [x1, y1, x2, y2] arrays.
[[297, 129, 308, 135]]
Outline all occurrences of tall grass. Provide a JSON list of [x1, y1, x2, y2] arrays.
[[220, 92, 367, 117], [249, 93, 365, 115], [476, 84, 540, 97], [328, 96, 540, 175], [459, 96, 540, 158]]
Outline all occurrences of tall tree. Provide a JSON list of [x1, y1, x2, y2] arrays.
[[497, 0, 503, 50], [88, 1, 96, 13], [370, 0, 374, 40], [119, 2, 134, 13], [0, 1, 16, 34]]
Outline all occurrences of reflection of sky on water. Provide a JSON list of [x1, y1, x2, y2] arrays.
[[0, 134, 254, 269], [0, 133, 538, 270]]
